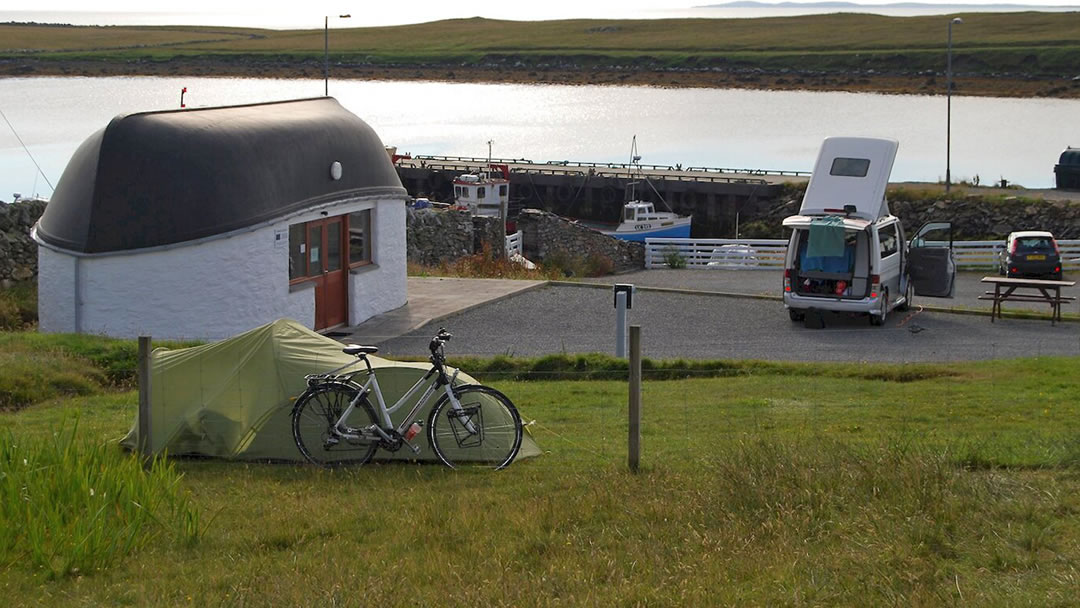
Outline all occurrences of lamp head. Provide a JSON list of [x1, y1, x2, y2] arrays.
[[952, 17, 963, 24]]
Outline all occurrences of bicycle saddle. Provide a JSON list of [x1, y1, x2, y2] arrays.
[[342, 345, 379, 356]]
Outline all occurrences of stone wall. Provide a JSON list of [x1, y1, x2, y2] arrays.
[[516, 208, 644, 272], [889, 197, 1080, 240], [0, 199, 45, 286], [405, 207, 473, 266], [472, 215, 506, 258], [405, 207, 508, 265], [756, 189, 1080, 240]]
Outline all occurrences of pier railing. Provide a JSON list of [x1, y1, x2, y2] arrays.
[[402, 155, 803, 181], [645, 238, 1080, 270]]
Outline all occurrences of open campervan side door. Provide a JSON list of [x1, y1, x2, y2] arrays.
[[907, 221, 956, 297]]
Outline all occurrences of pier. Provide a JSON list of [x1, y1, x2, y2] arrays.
[[393, 155, 810, 237]]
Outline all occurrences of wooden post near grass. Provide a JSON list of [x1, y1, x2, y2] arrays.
[[628, 325, 641, 473], [137, 336, 152, 463]]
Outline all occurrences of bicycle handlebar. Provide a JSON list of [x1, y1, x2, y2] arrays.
[[429, 328, 452, 355]]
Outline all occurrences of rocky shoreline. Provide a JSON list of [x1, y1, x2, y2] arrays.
[[4, 57, 1080, 99]]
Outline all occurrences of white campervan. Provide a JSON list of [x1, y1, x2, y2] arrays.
[[782, 137, 956, 326]]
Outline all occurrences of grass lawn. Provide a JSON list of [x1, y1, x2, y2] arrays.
[[2, 334, 1079, 606]]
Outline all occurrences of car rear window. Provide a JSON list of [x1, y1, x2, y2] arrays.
[[1016, 237, 1054, 251]]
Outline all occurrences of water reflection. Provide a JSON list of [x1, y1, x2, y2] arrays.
[[1, 76, 1076, 200]]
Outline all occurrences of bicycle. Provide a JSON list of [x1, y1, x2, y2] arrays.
[[291, 328, 523, 470]]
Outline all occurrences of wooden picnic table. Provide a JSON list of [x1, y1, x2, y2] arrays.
[[979, 276, 1076, 324]]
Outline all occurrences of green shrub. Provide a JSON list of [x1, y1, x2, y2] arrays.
[[0, 421, 206, 579], [584, 254, 615, 277], [662, 246, 687, 269]]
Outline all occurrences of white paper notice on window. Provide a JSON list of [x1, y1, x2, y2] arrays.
[[309, 247, 320, 263]]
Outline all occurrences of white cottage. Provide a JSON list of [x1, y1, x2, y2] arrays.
[[32, 98, 408, 340]]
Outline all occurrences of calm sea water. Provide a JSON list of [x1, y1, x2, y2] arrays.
[[1, 76, 1076, 200]]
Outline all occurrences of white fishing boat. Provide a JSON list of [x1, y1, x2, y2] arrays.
[[452, 164, 510, 218], [594, 137, 692, 241]]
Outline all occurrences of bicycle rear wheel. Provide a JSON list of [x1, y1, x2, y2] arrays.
[[427, 385, 523, 470], [292, 383, 379, 467]]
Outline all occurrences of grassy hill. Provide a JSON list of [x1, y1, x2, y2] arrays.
[[2, 12, 1080, 90]]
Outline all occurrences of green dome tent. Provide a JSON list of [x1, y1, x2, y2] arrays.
[[120, 319, 540, 463]]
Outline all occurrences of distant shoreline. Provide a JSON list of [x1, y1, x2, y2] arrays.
[[4, 57, 1078, 99]]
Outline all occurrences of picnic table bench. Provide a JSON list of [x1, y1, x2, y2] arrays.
[[978, 276, 1076, 324]]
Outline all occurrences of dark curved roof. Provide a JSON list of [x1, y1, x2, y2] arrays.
[[36, 97, 405, 254]]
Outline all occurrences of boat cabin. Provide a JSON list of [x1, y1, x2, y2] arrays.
[[623, 201, 671, 222], [454, 169, 509, 218]]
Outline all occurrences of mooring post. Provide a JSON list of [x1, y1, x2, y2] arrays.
[[628, 325, 641, 473], [137, 336, 152, 463]]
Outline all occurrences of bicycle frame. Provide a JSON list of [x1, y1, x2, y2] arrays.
[[315, 355, 467, 446]]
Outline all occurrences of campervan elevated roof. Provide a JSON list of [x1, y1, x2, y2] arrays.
[[798, 137, 899, 222]]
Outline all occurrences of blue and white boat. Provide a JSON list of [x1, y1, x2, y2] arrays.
[[599, 200, 692, 241], [596, 136, 692, 241]]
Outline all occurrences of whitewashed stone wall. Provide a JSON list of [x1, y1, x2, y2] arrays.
[[35, 195, 407, 341]]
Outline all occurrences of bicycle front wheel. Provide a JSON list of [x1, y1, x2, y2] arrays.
[[427, 385, 523, 471], [292, 383, 379, 467]]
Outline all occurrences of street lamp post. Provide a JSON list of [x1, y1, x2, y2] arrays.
[[324, 14, 352, 97], [946, 16, 962, 193]]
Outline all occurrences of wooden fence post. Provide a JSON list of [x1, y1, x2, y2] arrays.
[[138, 336, 152, 462], [628, 325, 641, 473]]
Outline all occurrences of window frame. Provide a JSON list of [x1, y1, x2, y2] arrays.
[[346, 208, 373, 270], [288, 209, 373, 285], [878, 222, 899, 259], [830, 157, 871, 177]]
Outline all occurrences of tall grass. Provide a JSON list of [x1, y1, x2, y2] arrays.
[[0, 420, 205, 579], [0, 281, 36, 331], [0, 333, 202, 411]]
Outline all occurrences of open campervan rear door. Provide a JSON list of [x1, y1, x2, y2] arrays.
[[907, 221, 956, 297]]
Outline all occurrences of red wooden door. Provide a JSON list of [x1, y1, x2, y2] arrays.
[[308, 217, 348, 330]]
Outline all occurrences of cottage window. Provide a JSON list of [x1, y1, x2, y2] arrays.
[[348, 209, 372, 267], [289, 209, 372, 282], [288, 224, 306, 280]]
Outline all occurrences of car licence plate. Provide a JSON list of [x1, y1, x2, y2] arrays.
[[1027, 254, 1046, 260]]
